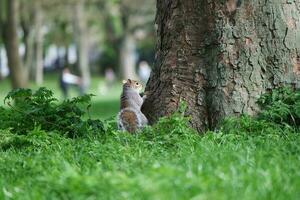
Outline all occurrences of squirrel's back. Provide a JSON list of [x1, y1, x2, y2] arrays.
[[117, 108, 140, 133], [117, 79, 148, 133]]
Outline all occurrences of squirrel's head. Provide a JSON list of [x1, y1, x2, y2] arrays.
[[122, 79, 143, 92]]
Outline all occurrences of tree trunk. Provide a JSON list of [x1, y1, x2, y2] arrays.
[[21, 21, 33, 79], [33, 2, 43, 85], [120, 32, 138, 79], [3, 0, 27, 89], [103, 6, 121, 75], [0, 46, 2, 79], [73, 1, 90, 92], [142, 0, 300, 132]]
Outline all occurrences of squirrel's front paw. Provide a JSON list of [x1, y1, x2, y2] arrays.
[[143, 91, 150, 101]]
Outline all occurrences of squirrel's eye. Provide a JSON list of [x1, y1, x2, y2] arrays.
[[136, 83, 139, 85]]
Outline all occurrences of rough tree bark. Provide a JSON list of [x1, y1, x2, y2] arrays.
[[73, 1, 91, 92], [142, 0, 300, 132], [1, 0, 27, 88]]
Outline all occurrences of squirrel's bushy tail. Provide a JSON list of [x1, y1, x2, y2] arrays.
[[117, 108, 140, 133]]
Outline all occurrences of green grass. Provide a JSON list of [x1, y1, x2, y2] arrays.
[[0, 78, 299, 199], [0, 116, 299, 200]]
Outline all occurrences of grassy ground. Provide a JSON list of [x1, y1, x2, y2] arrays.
[[0, 77, 299, 200], [0, 116, 299, 200]]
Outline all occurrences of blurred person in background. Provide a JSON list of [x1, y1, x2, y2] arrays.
[[105, 68, 116, 88], [59, 67, 82, 99], [99, 68, 116, 95], [138, 61, 151, 84]]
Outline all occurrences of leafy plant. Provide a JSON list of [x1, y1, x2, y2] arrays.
[[257, 87, 300, 128], [0, 87, 104, 138]]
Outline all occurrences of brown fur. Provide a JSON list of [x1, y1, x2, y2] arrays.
[[120, 110, 138, 133], [121, 101, 129, 109], [118, 79, 147, 133]]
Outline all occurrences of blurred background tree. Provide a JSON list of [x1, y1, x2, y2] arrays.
[[0, 0, 27, 88], [0, 0, 155, 89]]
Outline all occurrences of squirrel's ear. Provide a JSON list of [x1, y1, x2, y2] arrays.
[[128, 79, 132, 83], [122, 80, 127, 84]]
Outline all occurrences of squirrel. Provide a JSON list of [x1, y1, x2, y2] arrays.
[[117, 79, 148, 133]]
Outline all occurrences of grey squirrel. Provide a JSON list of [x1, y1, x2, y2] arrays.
[[117, 79, 148, 133]]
